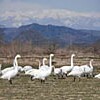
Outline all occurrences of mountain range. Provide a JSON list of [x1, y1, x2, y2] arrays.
[[0, 10, 100, 30], [0, 23, 100, 47]]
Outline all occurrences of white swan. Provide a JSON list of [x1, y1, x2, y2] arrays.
[[0, 54, 21, 84], [53, 66, 62, 79], [39, 58, 49, 71], [13, 59, 23, 72], [60, 54, 75, 77], [32, 54, 54, 82], [80, 59, 94, 77], [67, 65, 84, 81], [25, 58, 48, 76], [95, 74, 100, 79], [44, 55, 61, 77], [25, 60, 41, 76], [54, 67, 61, 76], [25, 58, 48, 81], [67, 55, 85, 81], [68, 59, 94, 81], [17, 66, 23, 72], [38, 60, 41, 69], [1, 55, 22, 75], [23, 66, 33, 73], [23, 58, 42, 73]]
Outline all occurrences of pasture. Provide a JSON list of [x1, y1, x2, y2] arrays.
[[0, 75, 100, 100], [0, 55, 100, 100]]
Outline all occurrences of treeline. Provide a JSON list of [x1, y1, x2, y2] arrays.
[[0, 39, 100, 57], [0, 40, 58, 57]]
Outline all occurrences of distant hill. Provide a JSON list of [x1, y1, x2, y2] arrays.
[[0, 23, 100, 46]]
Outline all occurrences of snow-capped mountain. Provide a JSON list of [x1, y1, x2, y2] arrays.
[[0, 9, 100, 30]]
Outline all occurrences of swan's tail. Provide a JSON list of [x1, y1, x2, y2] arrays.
[[67, 72, 72, 76], [94, 74, 100, 78], [94, 75, 98, 78]]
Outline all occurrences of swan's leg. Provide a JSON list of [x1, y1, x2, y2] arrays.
[[83, 74, 85, 77], [58, 74, 61, 79], [59, 74, 62, 79], [65, 73, 67, 77], [40, 78, 45, 83], [41, 79, 42, 83], [61, 74, 64, 79], [62, 73, 66, 79], [45, 77, 47, 80], [43, 80, 45, 83], [54, 75, 57, 79], [9, 80, 12, 84], [62, 74, 64, 78], [92, 73, 95, 77], [57, 74, 59, 79], [54, 74, 60, 79], [41, 79, 45, 83], [86, 74, 88, 78], [73, 77, 76, 82], [17, 73, 19, 76], [59, 69, 63, 79], [60, 71, 63, 78], [56, 74, 60, 79], [30, 76, 33, 81]]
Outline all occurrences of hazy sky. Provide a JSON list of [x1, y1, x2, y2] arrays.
[[0, 0, 100, 13], [0, 0, 100, 29]]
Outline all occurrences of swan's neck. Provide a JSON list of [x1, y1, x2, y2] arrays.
[[90, 60, 93, 69], [49, 56, 52, 67], [13, 59, 16, 67], [71, 55, 74, 67], [49, 55, 54, 74], [0, 64, 1, 70], [43, 59, 46, 66], [14, 57, 18, 70], [38, 61, 41, 69], [0, 64, 2, 73]]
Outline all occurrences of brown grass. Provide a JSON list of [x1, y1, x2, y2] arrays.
[[0, 55, 100, 100], [0, 75, 100, 100]]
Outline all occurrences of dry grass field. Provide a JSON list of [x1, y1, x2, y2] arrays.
[[0, 55, 100, 100], [0, 75, 100, 100]]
